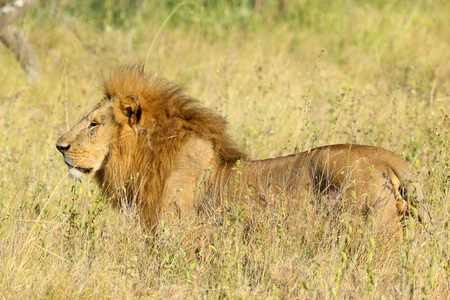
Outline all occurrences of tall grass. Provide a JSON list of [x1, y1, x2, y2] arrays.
[[1, 0, 449, 298]]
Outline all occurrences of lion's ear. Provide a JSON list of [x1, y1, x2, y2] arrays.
[[121, 96, 142, 125]]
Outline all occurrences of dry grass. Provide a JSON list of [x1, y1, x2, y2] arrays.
[[1, 0, 449, 298]]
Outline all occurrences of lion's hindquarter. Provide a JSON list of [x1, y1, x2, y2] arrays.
[[231, 144, 428, 226], [309, 145, 428, 222]]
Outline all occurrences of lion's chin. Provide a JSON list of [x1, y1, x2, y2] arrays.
[[68, 166, 94, 180], [65, 162, 94, 180], [68, 168, 84, 180]]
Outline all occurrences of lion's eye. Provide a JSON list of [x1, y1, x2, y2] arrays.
[[88, 122, 99, 129]]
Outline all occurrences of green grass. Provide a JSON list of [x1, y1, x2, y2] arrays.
[[1, 0, 449, 298]]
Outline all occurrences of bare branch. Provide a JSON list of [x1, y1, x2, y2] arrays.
[[0, 0, 38, 31]]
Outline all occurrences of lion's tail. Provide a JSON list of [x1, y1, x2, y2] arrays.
[[389, 168, 431, 224]]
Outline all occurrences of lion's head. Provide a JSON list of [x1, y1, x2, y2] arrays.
[[56, 76, 143, 180]]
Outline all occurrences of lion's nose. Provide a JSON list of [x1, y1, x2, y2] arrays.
[[56, 142, 70, 154]]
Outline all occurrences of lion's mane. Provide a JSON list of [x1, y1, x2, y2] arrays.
[[96, 64, 245, 227]]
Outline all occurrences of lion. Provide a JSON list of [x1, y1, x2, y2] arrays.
[[56, 64, 430, 233]]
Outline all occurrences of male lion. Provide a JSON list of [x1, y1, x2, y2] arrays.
[[56, 64, 430, 233]]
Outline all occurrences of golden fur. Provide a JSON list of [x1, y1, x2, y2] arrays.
[[56, 64, 430, 232]]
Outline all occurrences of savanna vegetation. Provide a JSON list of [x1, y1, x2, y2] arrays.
[[0, 0, 449, 298]]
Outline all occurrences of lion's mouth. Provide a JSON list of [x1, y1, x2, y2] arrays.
[[65, 161, 93, 174]]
